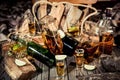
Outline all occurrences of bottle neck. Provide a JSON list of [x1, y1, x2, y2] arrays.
[[17, 38, 27, 46], [9, 33, 27, 45]]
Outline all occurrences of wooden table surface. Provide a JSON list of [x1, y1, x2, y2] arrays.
[[0, 41, 120, 80], [31, 46, 120, 80]]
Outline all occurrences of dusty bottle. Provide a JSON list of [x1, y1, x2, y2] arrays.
[[57, 30, 79, 56], [9, 34, 55, 68]]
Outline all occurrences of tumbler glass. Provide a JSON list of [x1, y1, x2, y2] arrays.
[[75, 49, 84, 68], [55, 55, 67, 80], [74, 49, 84, 77]]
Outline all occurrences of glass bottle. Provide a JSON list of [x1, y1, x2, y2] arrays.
[[9, 33, 55, 68], [57, 30, 79, 56]]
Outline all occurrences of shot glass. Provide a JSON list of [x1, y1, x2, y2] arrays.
[[74, 49, 84, 77], [55, 55, 67, 80], [75, 49, 84, 68]]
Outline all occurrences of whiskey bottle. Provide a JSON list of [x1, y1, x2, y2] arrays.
[[57, 30, 79, 56], [9, 34, 55, 68]]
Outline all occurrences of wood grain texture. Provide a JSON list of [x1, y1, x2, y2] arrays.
[[48, 0, 97, 4], [4, 56, 36, 80]]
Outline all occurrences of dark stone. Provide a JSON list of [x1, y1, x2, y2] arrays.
[[101, 56, 120, 72]]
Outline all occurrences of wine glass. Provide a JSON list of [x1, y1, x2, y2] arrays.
[[55, 55, 67, 80]]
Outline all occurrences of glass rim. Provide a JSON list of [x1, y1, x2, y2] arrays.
[[55, 55, 67, 60]]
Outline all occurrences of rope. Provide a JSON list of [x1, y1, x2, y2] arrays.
[[32, 1, 98, 35]]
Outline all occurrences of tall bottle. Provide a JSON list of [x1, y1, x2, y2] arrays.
[[57, 30, 79, 56], [9, 34, 55, 68]]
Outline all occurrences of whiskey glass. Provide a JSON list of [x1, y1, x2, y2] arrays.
[[74, 49, 84, 77], [55, 55, 67, 80], [75, 49, 84, 68]]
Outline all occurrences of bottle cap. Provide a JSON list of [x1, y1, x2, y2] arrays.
[[57, 30, 65, 38]]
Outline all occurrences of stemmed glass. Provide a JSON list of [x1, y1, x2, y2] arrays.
[[55, 55, 67, 80]]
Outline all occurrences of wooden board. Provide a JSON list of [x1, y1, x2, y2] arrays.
[[4, 55, 36, 80], [1, 42, 36, 80]]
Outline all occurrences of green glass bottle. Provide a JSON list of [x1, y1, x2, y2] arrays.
[[9, 34, 55, 68]]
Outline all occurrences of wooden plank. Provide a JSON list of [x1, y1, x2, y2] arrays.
[[1, 42, 36, 80], [4, 55, 36, 80]]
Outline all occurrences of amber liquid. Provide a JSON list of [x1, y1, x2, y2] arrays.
[[11, 43, 27, 58], [29, 23, 36, 36], [56, 62, 64, 76], [75, 54, 84, 68], [45, 32, 63, 55]]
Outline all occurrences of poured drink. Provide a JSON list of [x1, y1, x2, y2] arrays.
[[75, 49, 84, 68], [75, 53, 84, 68], [55, 55, 67, 79], [56, 62, 64, 76], [29, 23, 36, 36]]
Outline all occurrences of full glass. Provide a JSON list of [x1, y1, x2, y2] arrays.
[[55, 55, 67, 80], [74, 49, 84, 77], [75, 49, 84, 68]]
